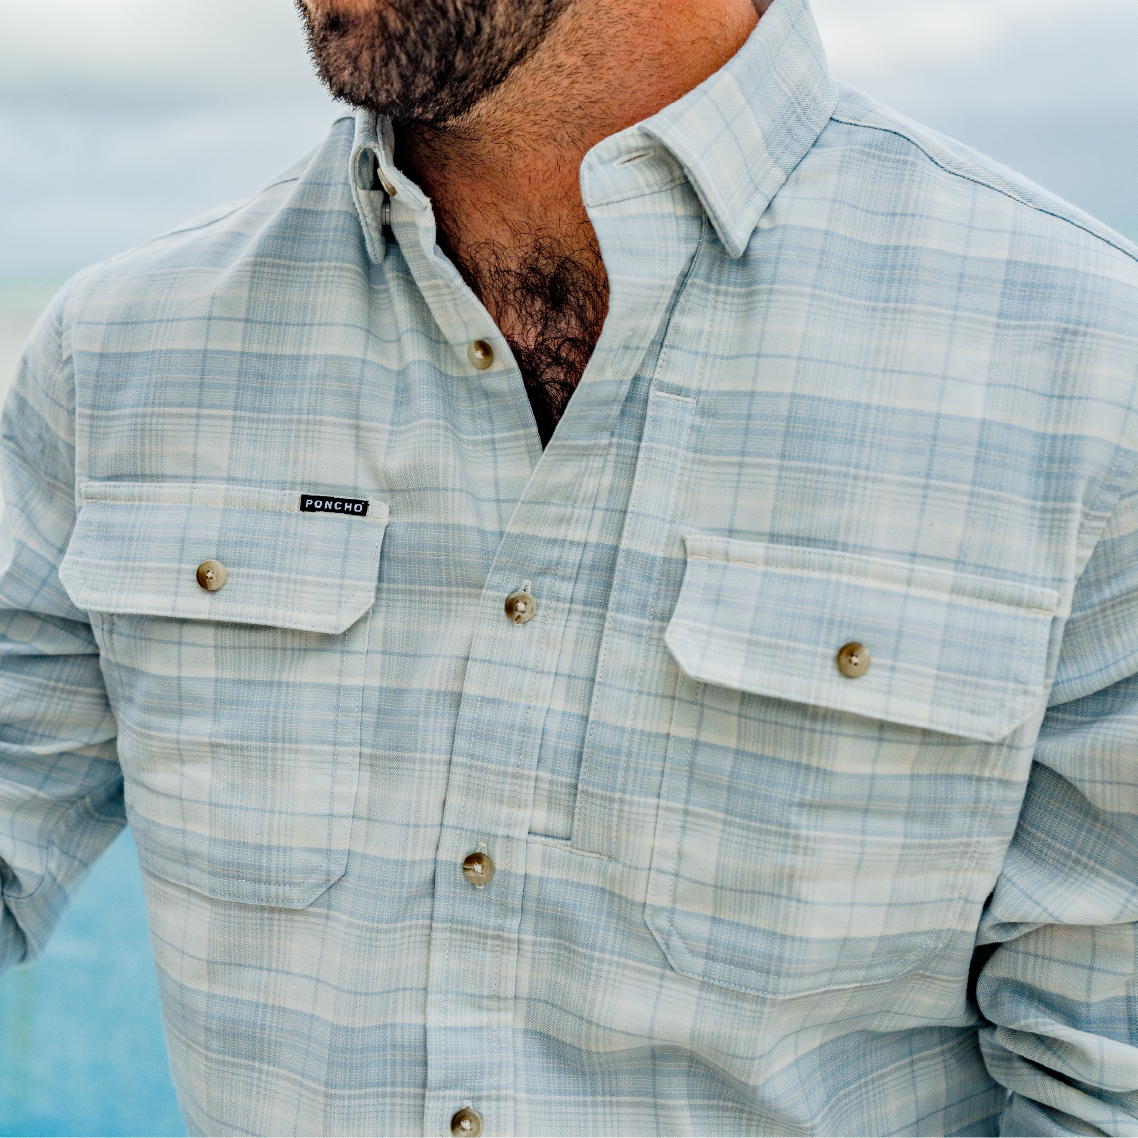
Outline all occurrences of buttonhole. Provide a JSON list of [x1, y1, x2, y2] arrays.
[[616, 149, 654, 167], [357, 149, 379, 191]]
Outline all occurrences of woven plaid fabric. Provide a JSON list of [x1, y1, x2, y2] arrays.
[[3, 0, 1138, 1133]]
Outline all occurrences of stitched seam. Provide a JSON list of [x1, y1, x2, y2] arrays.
[[79, 482, 389, 524], [525, 836, 608, 861], [685, 564, 1058, 617], [584, 173, 691, 209], [829, 112, 1138, 267], [683, 541, 1060, 612], [569, 215, 709, 854]]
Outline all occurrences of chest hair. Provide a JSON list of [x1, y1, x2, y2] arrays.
[[440, 226, 610, 446]]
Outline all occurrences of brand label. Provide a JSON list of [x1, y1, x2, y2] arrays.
[[299, 494, 370, 516]]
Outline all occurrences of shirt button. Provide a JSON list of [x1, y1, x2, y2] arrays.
[[196, 560, 227, 592], [836, 641, 871, 678], [451, 1107, 483, 1136], [504, 588, 536, 625], [467, 340, 494, 370], [462, 852, 495, 887]]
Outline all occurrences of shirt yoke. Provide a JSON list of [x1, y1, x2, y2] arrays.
[[828, 83, 1138, 272]]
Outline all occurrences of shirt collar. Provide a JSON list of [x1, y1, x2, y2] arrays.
[[638, 0, 837, 258], [350, 0, 836, 263]]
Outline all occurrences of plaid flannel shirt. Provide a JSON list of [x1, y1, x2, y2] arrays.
[[3, 0, 1137, 1133]]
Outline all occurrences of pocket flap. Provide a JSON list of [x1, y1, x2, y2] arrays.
[[59, 483, 388, 635], [664, 536, 1059, 742]]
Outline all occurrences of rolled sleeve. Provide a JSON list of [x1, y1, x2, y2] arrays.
[[978, 481, 1138, 1136], [0, 286, 124, 972]]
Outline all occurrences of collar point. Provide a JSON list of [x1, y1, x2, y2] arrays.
[[719, 229, 754, 260]]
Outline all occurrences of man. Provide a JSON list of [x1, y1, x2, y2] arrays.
[[1, 0, 1136, 1133]]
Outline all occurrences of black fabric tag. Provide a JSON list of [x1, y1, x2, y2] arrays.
[[299, 494, 370, 517]]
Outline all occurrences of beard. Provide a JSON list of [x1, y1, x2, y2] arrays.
[[296, 0, 575, 126]]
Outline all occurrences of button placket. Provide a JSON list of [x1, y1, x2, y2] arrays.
[[423, 473, 609, 1138], [424, 569, 553, 1138], [420, 139, 706, 1138]]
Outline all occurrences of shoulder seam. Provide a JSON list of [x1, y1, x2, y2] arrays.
[[150, 176, 303, 242], [78, 175, 305, 278], [829, 111, 1138, 268]]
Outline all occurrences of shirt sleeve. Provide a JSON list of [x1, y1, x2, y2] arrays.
[[977, 476, 1138, 1136], [0, 288, 124, 974]]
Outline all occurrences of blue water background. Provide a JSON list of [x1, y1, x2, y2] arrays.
[[0, 828, 185, 1137]]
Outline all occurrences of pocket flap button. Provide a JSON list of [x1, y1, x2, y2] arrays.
[[836, 641, 870, 678], [196, 560, 227, 592]]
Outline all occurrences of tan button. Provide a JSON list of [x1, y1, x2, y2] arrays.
[[196, 560, 227, 592], [467, 340, 494, 371], [451, 1108, 483, 1137], [504, 588, 536, 625], [462, 852, 495, 887], [836, 642, 871, 678]]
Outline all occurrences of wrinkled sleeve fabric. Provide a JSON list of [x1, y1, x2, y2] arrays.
[[0, 288, 124, 974], [978, 475, 1138, 1136]]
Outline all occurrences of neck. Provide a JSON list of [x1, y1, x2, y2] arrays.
[[396, 0, 760, 250], [393, 0, 761, 446]]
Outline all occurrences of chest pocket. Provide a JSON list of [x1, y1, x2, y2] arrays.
[[59, 482, 388, 908], [648, 536, 1059, 998]]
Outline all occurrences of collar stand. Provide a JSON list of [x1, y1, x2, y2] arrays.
[[641, 0, 837, 258]]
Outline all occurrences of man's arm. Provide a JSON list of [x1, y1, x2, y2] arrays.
[[977, 480, 1138, 1136], [0, 289, 124, 973]]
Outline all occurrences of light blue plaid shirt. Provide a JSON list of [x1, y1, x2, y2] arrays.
[[3, 1, 1138, 1134]]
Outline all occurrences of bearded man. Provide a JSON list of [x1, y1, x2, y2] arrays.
[[2, 0, 1136, 1134]]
